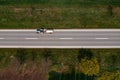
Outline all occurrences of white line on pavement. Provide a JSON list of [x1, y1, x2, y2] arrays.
[[0, 46, 120, 48], [95, 38, 109, 39], [0, 29, 35, 32], [25, 38, 38, 40], [59, 38, 73, 39], [0, 38, 4, 39], [55, 29, 120, 32]]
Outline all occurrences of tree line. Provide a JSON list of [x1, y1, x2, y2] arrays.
[[0, 49, 120, 80]]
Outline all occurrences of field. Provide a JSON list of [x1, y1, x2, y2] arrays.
[[0, 0, 120, 29]]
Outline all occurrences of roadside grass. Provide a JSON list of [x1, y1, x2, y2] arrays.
[[0, 48, 120, 70], [0, 0, 120, 6], [0, 3, 120, 29]]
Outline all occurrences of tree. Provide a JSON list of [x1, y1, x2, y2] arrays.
[[50, 51, 78, 80], [97, 70, 120, 80], [111, 55, 117, 66], [77, 49, 93, 62], [115, 70, 120, 80], [105, 54, 118, 71], [79, 58, 100, 76], [97, 71, 115, 80]]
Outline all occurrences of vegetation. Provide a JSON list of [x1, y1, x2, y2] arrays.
[[0, 0, 120, 6], [0, 0, 119, 79], [0, 0, 120, 29], [0, 49, 120, 80]]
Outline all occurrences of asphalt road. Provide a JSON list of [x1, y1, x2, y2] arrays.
[[0, 29, 120, 48]]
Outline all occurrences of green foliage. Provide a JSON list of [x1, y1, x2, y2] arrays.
[[0, 49, 120, 80], [77, 49, 93, 62], [28, 51, 38, 63], [80, 58, 100, 76], [0, 52, 11, 68], [15, 49, 27, 64], [104, 54, 120, 71], [107, 5, 113, 17], [115, 70, 120, 80], [97, 71, 115, 80], [49, 69, 96, 80], [97, 70, 120, 80], [42, 49, 52, 62], [50, 50, 78, 74], [0, 0, 120, 6]]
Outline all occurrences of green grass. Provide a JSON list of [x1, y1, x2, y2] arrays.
[[0, 0, 120, 6], [0, 0, 120, 29], [0, 48, 120, 70]]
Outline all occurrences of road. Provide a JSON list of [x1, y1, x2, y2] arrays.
[[0, 29, 120, 48]]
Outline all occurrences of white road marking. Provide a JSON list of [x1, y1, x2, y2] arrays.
[[25, 38, 38, 40], [0, 38, 4, 39], [0, 29, 34, 32], [95, 38, 109, 39], [0, 46, 120, 48], [55, 29, 120, 32], [60, 38, 73, 39]]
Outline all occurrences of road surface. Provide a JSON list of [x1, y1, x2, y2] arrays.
[[0, 29, 120, 48]]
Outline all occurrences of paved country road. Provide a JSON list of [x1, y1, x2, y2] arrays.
[[0, 29, 120, 48]]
